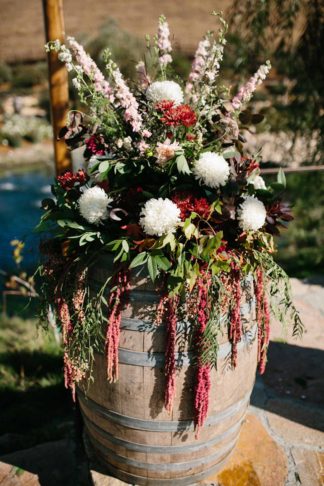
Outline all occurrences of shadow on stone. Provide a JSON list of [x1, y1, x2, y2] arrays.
[[251, 340, 324, 432]]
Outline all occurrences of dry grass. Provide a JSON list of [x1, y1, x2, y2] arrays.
[[0, 0, 232, 63]]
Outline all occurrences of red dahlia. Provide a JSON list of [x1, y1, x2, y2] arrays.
[[57, 169, 88, 190], [172, 193, 210, 220], [156, 100, 197, 128]]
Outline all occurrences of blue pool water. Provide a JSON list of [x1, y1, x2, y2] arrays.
[[0, 170, 53, 272]]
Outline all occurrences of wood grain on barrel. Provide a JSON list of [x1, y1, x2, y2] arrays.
[[78, 259, 258, 485]]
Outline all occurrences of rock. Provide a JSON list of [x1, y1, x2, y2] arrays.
[[202, 414, 288, 486], [292, 448, 324, 486], [265, 399, 324, 448], [0, 461, 40, 485]]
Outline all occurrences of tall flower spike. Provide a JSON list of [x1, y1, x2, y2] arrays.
[[106, 54, 143, 133], [157, 15, 172, 68], [186, 37, 211, 94], [231, 60, 271, 112], [67, 37, 113, 100]]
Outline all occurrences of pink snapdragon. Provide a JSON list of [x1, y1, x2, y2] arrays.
[[67, 37, 113, 100], [186, 38, 210, 93], [111, 68, 143, 132], [231, 61, 271, 112], [157, 16, 172, 68], [137, 140, 150, 154]]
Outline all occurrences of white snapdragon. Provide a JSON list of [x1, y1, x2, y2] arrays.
[[250, 175, 267, 190], [146, 81, 184, 105], [193, 152, 230, 188], [140, 198, 181, 236], [78, 187, 112, 225], [72, 78, 81, 90], [238, 195, 267, 231]]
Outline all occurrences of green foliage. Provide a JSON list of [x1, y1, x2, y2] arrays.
[[11, 62, 48, 89], [227, 0, 324, 162], [273, 172, 324, 277], [0, 62, 12, 83]]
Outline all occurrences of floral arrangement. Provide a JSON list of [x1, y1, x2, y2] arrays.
[[39, 13, 302, 432]]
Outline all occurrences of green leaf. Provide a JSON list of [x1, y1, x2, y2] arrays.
[[147, 255, 159, 281], [222, 148, 240, 159], [155, 255, 171, 271], [277, 168, 286, 187], [122, 240, 129, 253], [183, 222, 196, 240], [129, 252, 148, 269], [176, 154, 191, 175], [99, 160, 109, 173]]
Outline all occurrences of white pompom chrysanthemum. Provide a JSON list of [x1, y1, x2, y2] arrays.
[[146, 81, 184, 105], [238, 195, 266, 231], [140, 198, 181, 236], [193, 152, 230, 188], [78, 187, 112, 225]]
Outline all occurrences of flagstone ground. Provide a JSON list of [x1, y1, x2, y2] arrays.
[[0, 278, 323, 486]]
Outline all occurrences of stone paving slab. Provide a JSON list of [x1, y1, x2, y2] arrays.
[[265, 399, 324, 448], [0, 461, 40, 486], [291, 448, 324, 486]]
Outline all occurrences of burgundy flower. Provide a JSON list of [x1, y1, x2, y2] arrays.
[[57, 169, 88, 190], [172, 193, 210, 221], [84, 134, 106, 157]]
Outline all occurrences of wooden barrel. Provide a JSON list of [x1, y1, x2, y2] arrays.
[[77, 259, 258, 485]]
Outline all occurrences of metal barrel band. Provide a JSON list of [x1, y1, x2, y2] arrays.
[[117, 323, 257, 367], [77, 388, 250, 432], [82, 412, 244, 454], [87, 441, 233, 486], [87, 431, 237, 473]]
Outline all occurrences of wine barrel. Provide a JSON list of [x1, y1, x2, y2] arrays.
[[77, 259, 258, 485]]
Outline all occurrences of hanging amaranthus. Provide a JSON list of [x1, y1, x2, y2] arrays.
[[106, 269, 130, 382], [163, 295, 179, 413], [72, 269, 87, 323], [255, 267, 271, 374], [194, 272, 212, 435], [229, 269, 242, 368]]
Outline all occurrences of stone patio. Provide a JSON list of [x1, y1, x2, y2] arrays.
[[1, 278, 323, 486]]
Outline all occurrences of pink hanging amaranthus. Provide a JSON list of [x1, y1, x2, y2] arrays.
[[255, 267, 271, 374], [106, 269, 130, 382], [229, 269, 242, 368], [193, 272, 212, 435], [159, 294, 179, 413], [56, 295, 79, 400]]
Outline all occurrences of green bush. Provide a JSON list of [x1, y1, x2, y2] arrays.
[[0, 62, 12, 84], [11, 62, 47, 89]]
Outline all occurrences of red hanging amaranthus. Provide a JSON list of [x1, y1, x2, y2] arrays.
[[163, 295, 179, 413], [229, 269, 242, 368], [194, 272, 212, 435], [106, 269, 130, 382], [255, 267, 271, 374], [56, 295, 79, 400]]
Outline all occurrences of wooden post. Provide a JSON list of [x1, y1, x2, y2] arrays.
[[42, 0, 71, 175]]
